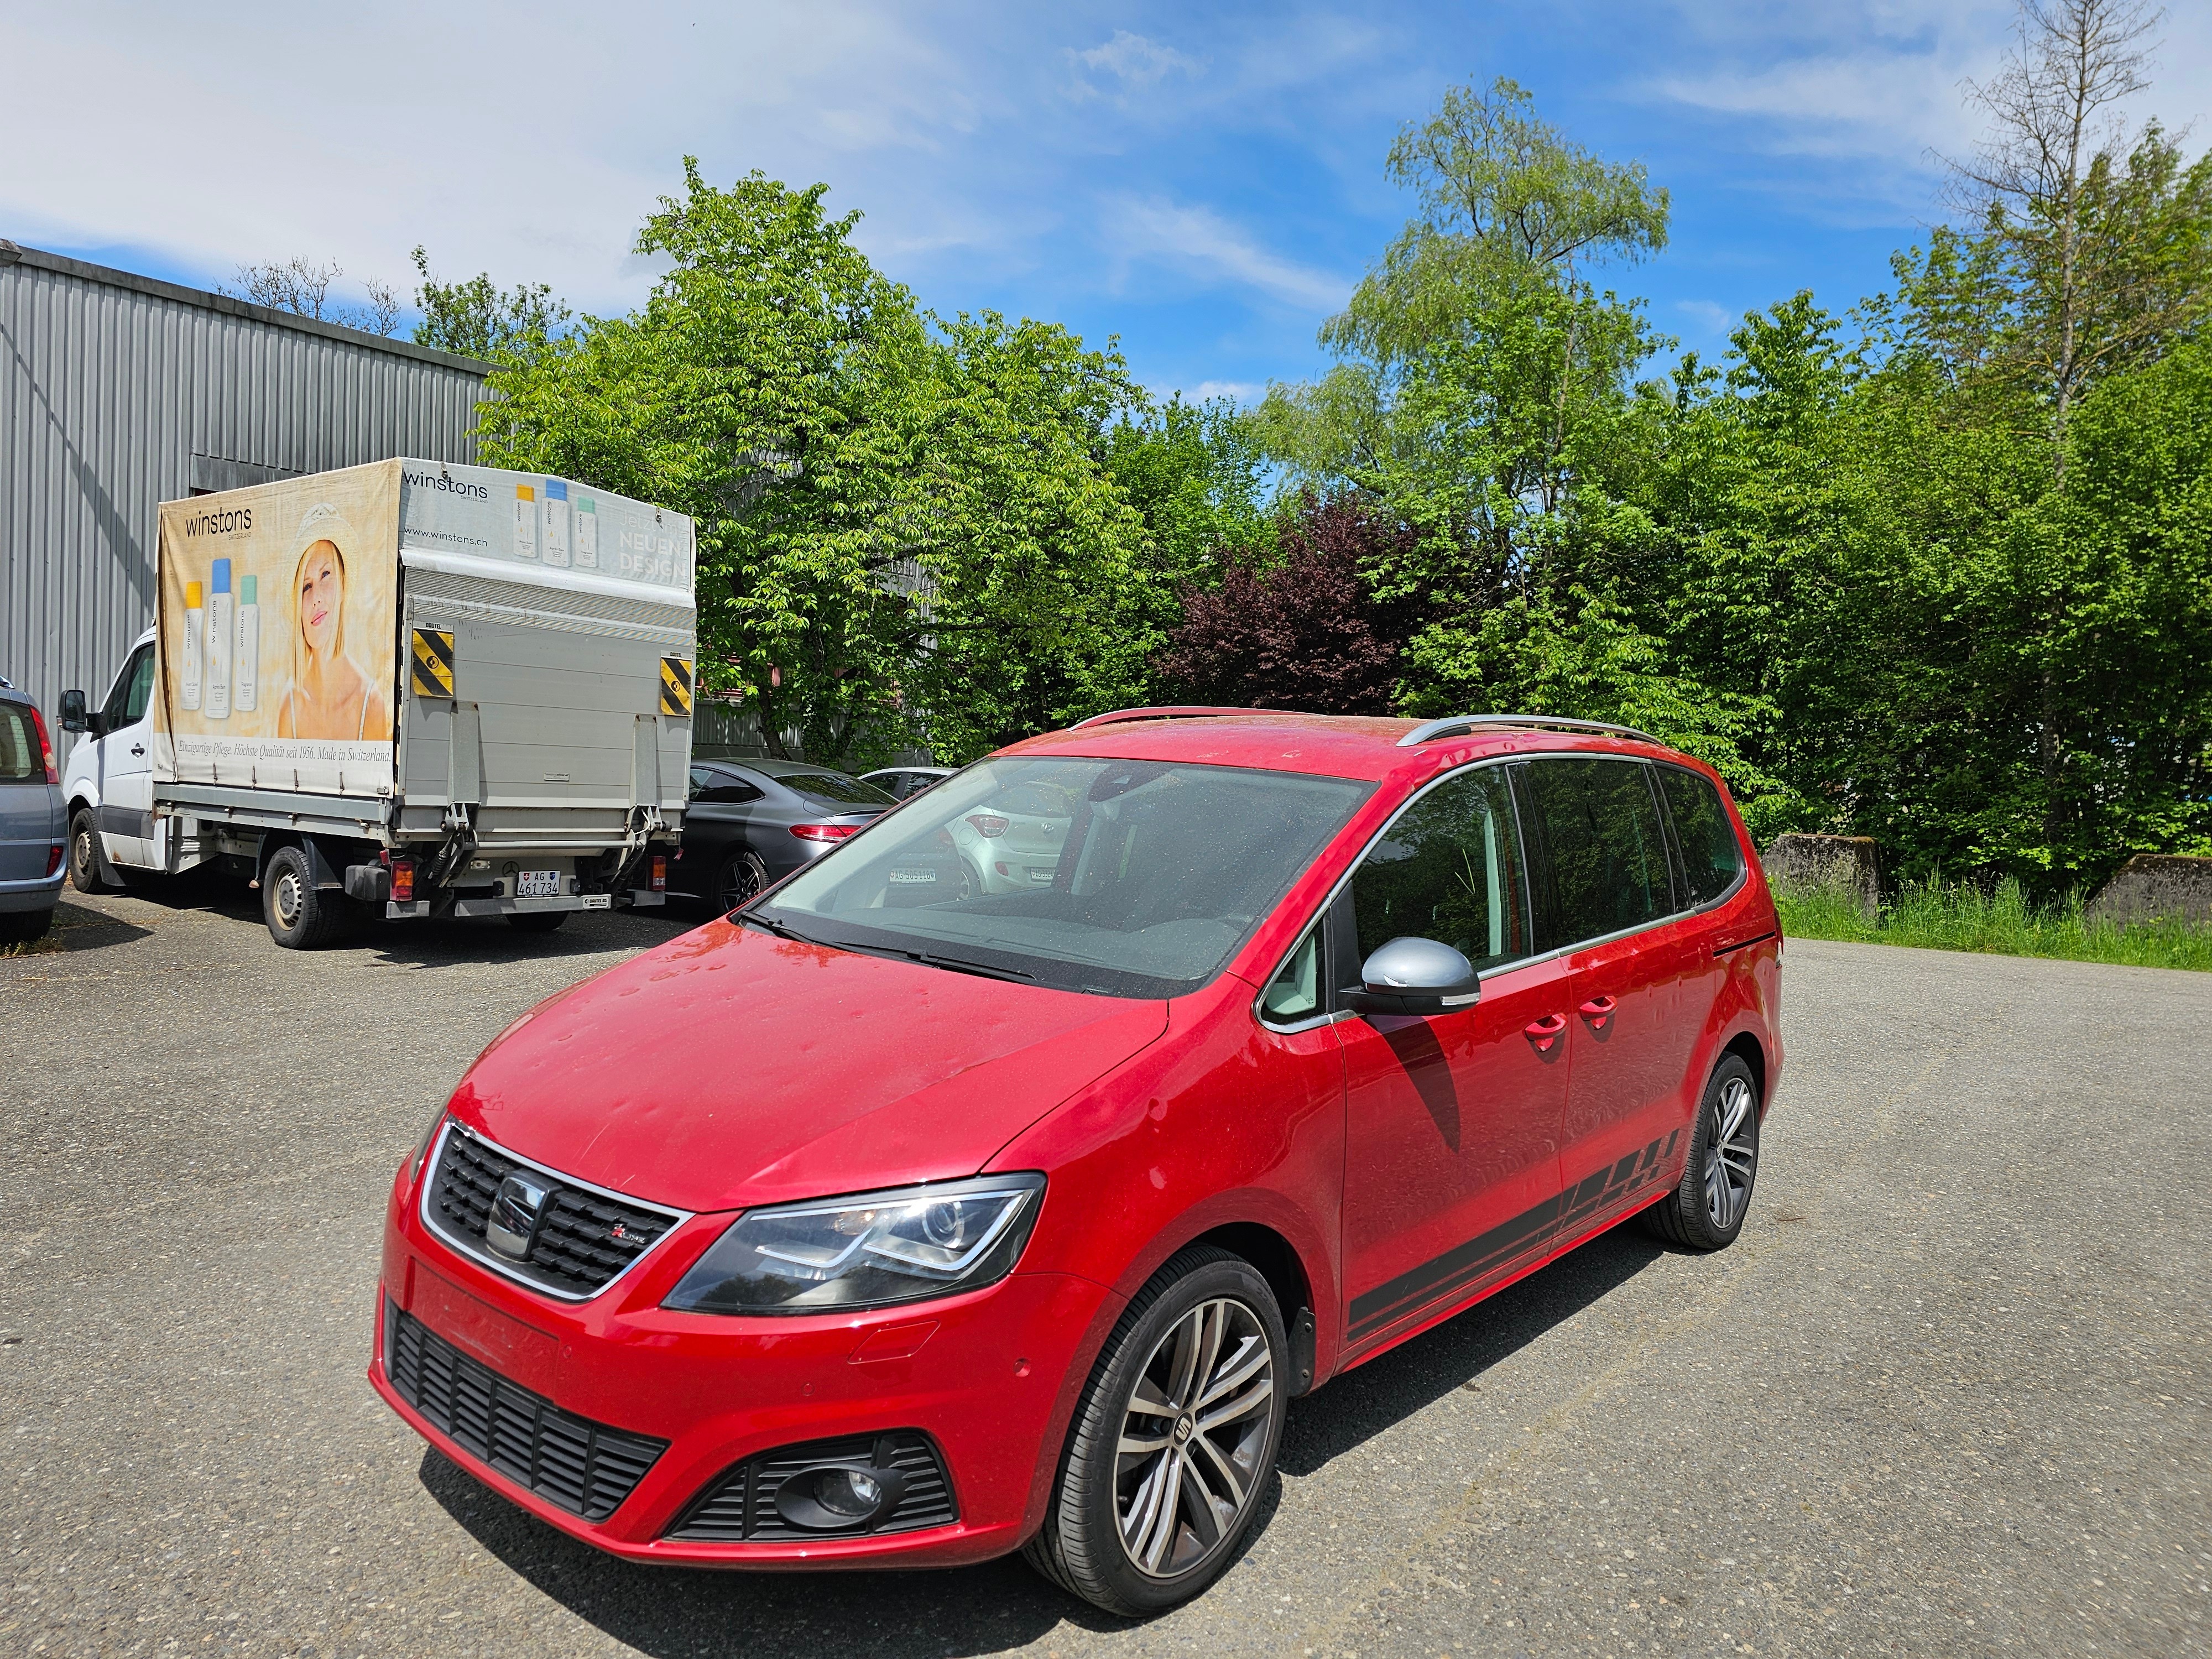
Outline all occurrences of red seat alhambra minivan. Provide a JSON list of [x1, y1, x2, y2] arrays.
[[371, 709, 1782, 1614]]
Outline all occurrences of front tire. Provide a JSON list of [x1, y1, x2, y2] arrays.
[[262, 844, 346, 950], [67, 810, 108, 894], [1024, 1246, 1286, 1616], [1642, 1053, 1761, 1250]]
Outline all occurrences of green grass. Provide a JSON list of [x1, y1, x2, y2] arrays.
[[1775, 875, 2212, 973]]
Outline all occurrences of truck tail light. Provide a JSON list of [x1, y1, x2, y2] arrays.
[[790, 823, 859, 843], [390, 857, 415, 902], [650, 854, 667, 891], [27, 704, 58, 784], [45, 844, 64, 877], [966, 813, 1009, 838]]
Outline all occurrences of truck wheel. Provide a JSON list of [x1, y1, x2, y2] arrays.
[[68, 810, 109, 894], [507, 911, 568, 934], [262, 844, 346, 950]]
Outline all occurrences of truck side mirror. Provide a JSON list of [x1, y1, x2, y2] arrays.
[[1344, 936, 1481, 1018], [59, 690, 90, 733]]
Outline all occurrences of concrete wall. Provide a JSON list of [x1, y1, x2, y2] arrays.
[[2086, 854, 2212, 928], [1763, 833, 1881, 917]]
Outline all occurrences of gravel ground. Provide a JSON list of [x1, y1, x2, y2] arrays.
[[2, 880, 2206, 1658]]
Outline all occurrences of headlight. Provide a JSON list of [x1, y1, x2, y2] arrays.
[[662, 1172, 1046, 1315]]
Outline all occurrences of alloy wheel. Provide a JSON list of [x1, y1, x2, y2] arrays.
[[1703, 1074, 1757, 1231], [1115, 1297, 1275, 1580], [718, 853, 765, 912]]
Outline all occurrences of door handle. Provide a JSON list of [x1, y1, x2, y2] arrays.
[[1579, 995, 1616, 1027], [130, 744, 145, 756], [1525, 1013, 1567, 1052]]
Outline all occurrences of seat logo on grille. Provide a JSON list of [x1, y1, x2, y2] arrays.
[[486, 1172, 551, 1261]]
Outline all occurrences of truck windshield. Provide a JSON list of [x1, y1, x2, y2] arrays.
[[755, 756, 1372, 998]]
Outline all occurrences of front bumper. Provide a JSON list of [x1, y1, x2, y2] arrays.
[[371, 1154, 1111, 1568]]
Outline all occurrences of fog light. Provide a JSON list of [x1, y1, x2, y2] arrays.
[[771, 1462, 905, 1531]]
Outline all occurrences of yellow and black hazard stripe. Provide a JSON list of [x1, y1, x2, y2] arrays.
[[410, 629, 456, 698], [659, 656, 694, 717]]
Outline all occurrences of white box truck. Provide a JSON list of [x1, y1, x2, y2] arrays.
[[59, 458, 696, 948]]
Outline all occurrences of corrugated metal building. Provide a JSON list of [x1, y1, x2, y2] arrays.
[[0, 239, 488, 745]]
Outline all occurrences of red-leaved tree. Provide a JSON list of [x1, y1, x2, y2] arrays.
[[1155, 494, 1420, 714]]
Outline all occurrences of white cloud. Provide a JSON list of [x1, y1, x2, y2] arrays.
[[1103, 196, 1351, 311], [1071, 29, 1203, 89], [1187, 379, 1264, 402], [1675, 299, 1734, 334]]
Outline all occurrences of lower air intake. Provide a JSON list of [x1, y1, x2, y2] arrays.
[[384, 1301, 666, 1522], [668, 1431, 957, 1542]]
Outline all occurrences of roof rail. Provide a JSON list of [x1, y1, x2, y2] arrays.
[[1070, 705, 1294, 731], [1396, 713, 1665, 748]]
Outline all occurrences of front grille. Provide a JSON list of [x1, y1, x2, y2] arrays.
[[669, 1431, 957, 1542], [427, 1125, 682, 1298], [385, 1301, 667, 1521]]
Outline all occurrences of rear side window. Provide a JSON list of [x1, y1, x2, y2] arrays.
[[1349, 765, 1530, 972], [1658, 766, 1744, 905], [0, 705, 39, 781], [691, 769, 763, 804], [1524, 758, 1672, 947]]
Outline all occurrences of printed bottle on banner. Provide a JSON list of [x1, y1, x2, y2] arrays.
[[542, 479, 570, 568], [181, 581, 205, 711], [573, 495, 597, 568], [235, 573, 259, 712], [206, 558, 234, 720], [514, 484, 538, 560]]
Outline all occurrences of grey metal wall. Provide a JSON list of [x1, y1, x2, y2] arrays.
[[0, 242, 488, 742]]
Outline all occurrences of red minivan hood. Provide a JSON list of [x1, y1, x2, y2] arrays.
[[449, 919, 1169, 1213]]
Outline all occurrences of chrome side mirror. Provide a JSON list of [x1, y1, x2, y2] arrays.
[[1344, 936, 1481, 1018]]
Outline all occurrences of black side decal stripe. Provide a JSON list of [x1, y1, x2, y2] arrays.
[[1348, 1131, 1682, 1341], [1714, 930, 1777, 957]]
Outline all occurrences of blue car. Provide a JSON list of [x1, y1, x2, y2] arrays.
[[0, 677, 66, 945]]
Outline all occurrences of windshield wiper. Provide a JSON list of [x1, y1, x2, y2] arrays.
[[899, 948, 1035, 984], [741, 912, 820, 946]]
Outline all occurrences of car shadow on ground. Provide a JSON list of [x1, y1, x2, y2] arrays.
[[0, 898, 154, 956], [415, 1224, 1669, 1657]]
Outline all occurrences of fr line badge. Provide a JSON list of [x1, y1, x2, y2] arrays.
[[410, 628, 456, 698], [659, 656, 694, 717]]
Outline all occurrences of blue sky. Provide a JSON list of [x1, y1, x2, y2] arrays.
[[8, 1, 2208, 401]]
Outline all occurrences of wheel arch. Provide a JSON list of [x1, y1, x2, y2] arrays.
[[1720, 1030, 1768, 1116]]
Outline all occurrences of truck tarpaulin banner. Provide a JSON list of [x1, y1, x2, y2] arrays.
[[394, 461, 692, 594], [155, 461, 401, 797]]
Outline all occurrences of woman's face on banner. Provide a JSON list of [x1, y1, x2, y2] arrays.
[[299, 542, 343, 656]]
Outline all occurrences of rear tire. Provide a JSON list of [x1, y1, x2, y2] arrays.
[[716, 849, 769, 913], [506, 911, 569, 934], [0, 910, 53, 946], [67, 810, 108, 894], [1641, 1053, 1761, 1250], [1023, 1245, 1286, 1616], [262, 844, 346, 950]]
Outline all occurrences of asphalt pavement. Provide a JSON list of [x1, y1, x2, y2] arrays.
[[2, 879, 2207, 1657]]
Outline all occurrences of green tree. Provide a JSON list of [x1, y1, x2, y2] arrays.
[[410, 247, 571, 361]]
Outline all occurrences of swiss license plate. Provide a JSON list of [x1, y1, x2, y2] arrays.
[[518, 870, 562, 899], [887, 867, 937, 885]]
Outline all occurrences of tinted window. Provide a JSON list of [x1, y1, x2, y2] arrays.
[[784, 770, 895, 807], [764, 757, 1371, 998], [0, 705, 40, 781], [692, 768, 763, 804], [1658, 766, 1743, 905], [1525, 759, 1671, 946], [1349, 765, 1530, 972], [105, 645, 154, 729]]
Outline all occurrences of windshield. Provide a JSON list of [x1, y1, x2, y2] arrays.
[[757, 757, 1372, 998]]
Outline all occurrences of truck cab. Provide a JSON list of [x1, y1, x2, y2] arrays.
[[59, 627, 158, 888]]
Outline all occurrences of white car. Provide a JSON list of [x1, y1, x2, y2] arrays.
[[945, 775, 1077, 894]]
